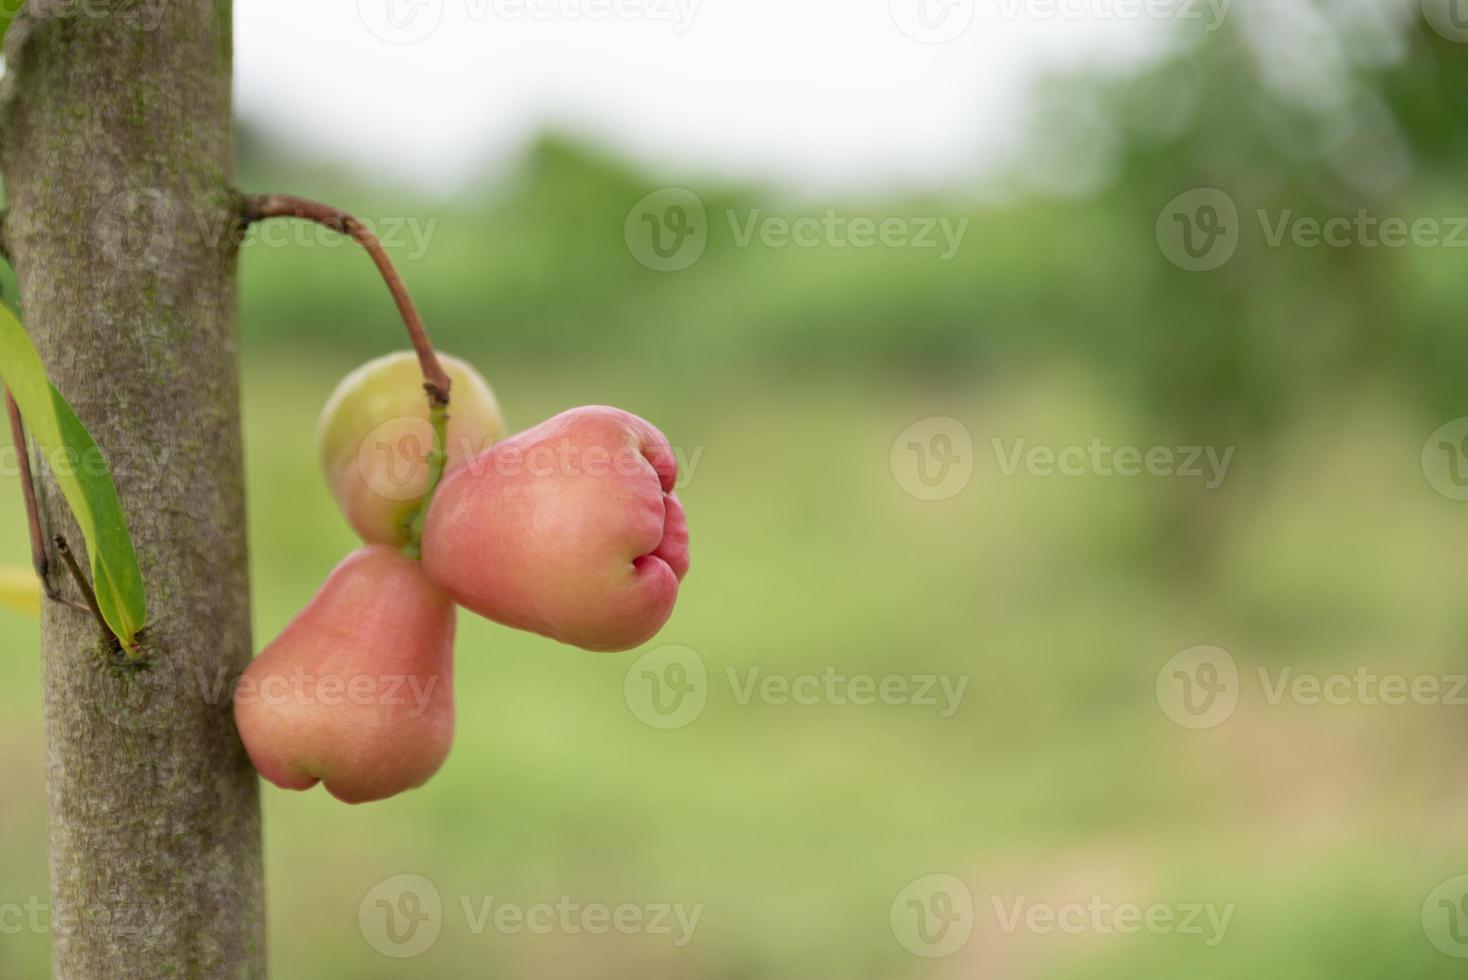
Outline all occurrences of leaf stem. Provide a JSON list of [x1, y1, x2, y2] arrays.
[[239, 193, 453, 406], [4, 388, 91, 615], [53, 535, 117, 648]]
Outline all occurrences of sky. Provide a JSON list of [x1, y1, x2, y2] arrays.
[[234, 0, 1189, 197]]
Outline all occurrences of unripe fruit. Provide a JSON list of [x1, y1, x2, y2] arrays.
[[233, 546, 456, 804], [318, 351, 507, 546], [422, 406, 690, 652]]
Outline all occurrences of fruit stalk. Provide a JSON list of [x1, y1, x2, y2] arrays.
[[402, 398, 449, 558], [239, 193, 453, 406]]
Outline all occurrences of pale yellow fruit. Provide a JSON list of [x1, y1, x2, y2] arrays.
[[318, 351, 506, 546]]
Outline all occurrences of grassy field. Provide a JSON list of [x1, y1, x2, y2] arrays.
[[0, 356, 1465, 978]]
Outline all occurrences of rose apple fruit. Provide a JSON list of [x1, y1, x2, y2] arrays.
[[233, 546, 456, 804], [422, 406, 689, 651], [318, 351, 506, 546]]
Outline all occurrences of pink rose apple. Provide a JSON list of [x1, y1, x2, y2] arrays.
[[422, 406, 689, 651], [234, 546, 456, 804]]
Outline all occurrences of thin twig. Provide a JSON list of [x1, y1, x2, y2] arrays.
[[54, 535, 110, 636], [239, 193, 452, 406], [5, 388, 90, 613]]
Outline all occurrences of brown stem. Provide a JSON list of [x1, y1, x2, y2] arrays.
[[4, 387, 90, 614], [239, 193, 452, 405], [53, 535, 109, 636]]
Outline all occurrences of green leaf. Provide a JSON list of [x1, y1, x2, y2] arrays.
[[0, 301, 146, 650], [0, 0, 24, 48]]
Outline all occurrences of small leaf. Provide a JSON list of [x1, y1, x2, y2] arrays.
[[0, 302, 146, 649], [0, 0, 24, 48], [0, 565, 39, 617]]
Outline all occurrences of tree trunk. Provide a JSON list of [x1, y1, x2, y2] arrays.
[[1, 4, 265, 978]]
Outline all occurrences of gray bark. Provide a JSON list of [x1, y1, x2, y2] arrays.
[[1, 3, 265, 977]]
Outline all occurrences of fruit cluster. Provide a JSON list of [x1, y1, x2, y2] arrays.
[[233, 352, 690, 803]]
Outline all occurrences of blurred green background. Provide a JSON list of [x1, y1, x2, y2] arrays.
[[5, 10, 1468, 979]]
